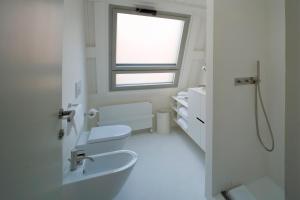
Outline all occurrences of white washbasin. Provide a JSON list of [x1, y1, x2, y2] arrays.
[[190, 87, 206, 95], [63, 150, 138, 200]]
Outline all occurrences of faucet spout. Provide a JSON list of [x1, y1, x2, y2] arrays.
[[69, 149, 94, 171], [82, 156, 95, 162]]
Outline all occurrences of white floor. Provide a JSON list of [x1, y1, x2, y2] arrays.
[[114, 128, 206, 200]]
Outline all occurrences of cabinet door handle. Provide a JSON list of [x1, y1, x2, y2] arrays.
[[196, 117, 205, 124]]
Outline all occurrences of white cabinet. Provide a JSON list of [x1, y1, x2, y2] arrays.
[[171, 87, 206, 152], [188, 88, 206, 151]]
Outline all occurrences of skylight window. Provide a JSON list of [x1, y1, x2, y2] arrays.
[[110, 5, 190, 91]]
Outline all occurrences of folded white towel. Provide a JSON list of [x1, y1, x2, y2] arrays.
[[177, 118, 188, 130], [178, 107, 188, 119], [177, 91, 188, 97]]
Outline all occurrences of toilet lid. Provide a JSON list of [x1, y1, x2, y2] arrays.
[[88, 125, 132, 143]]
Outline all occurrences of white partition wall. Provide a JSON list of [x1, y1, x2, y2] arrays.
[[206, 0, 285, 197], [264, 0, 285, 188]]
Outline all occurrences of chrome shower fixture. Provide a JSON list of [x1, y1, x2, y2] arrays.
[[234, 77, 257, 86], [233, 61, 275, 152]]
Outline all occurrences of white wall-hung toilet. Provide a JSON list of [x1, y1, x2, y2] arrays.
[[76, 125, 131, 155]]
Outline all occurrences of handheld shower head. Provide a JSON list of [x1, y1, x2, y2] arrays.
[[256, 60, 261, 83], [254, 60, 275, 152]]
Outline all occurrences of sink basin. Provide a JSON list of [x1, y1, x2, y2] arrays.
[[63, 150, 138, 200], [190, 87, 206, 95]]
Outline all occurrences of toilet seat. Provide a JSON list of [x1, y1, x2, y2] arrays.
[[88, 125, 131, 144]]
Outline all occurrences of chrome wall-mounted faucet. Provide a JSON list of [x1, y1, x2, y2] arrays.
[[234, 77, 258, 86], [69, 149, 94, 171]]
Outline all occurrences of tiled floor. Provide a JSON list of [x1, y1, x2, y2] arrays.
[[114, 128, 206, 200]]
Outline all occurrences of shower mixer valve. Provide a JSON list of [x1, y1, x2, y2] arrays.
[[234, 77, 258, 86]]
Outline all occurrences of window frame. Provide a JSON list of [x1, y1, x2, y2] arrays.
[[109, 5, 190, 91]]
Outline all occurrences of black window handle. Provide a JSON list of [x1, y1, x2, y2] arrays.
[[196, 117, 205, 124], [136, 8, 157, 16]]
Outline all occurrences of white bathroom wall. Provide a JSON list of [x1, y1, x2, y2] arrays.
[[84, 0, 206, 127], [208, 0, 271, 195], [286, 0, 300, 199], [62, 0, 87, 175], [264, 0, 285, 188]]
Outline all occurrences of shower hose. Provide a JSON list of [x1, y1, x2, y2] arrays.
[[255, 61, 275, 152]]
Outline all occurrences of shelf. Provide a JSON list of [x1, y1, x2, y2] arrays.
[[171, 106, 178, 112], [173, 118, 188, 134], [171, 95, 189, 134], [172, 96, 188, 108], [172, 107, 188, 121]]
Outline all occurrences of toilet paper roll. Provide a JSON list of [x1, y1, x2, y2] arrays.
[[87, 108, 99, 119]]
